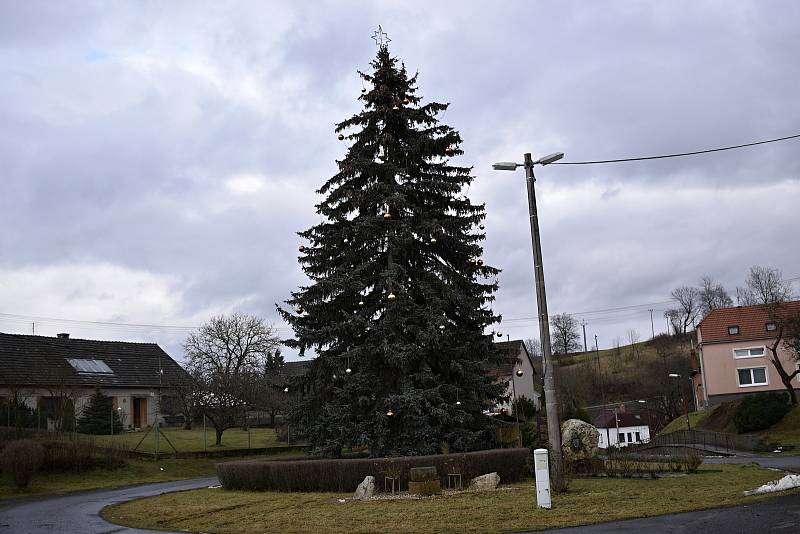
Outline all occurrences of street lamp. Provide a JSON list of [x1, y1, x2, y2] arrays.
[[493, 150, 565, 486]]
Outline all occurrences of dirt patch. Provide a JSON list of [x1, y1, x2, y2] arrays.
[[697, 401, 740, 433]]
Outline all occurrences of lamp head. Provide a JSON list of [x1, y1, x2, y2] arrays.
[[536, 152, 565, 165]]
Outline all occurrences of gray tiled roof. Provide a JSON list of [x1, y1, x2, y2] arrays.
[[0, 332, 188, 389]]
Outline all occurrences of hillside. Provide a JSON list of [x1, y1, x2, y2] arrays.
[[550, 333, 695, 429]]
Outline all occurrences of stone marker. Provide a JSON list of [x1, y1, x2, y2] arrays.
[[560, 419, 600, 463], [408, 466, 441, 495], [469, 472, 500, 491], [354, 475, 375, 499]]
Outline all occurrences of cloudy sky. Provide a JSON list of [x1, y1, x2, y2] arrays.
[[1, 1, 798, 361]]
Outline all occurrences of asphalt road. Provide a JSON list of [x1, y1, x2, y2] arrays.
[[0, 476, 218, 534], [527, 492, 800, 533], [706, 453, 800, 472], [0, 454, 796, 534]]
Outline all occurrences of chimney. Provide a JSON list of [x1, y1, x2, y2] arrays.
[[57, 333, 70, 339]]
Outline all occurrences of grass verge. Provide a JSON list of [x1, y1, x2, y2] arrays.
[[102, 464, 799, 534], [0, 450, 305, 501], [660, 405, 718, 433], [94, 426, 279, 453]]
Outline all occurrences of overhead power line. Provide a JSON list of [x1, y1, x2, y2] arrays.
[[553, 133, 800, 165]]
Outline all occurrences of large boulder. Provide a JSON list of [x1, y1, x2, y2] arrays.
[[561, 418, 600, 463], [353, 475, 375, 499], [469, 472, 500, 491]]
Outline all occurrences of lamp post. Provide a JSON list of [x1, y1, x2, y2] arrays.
[[493, 151, 565, 488]]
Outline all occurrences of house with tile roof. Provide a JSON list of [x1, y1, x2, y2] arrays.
[[0, 332, 188, 430], [593, 409, 652, 448], [487, 340, 541, 414], [693, 301, 800, 407]]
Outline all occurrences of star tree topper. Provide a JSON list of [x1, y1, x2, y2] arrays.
[[371, 25, 391, 48]]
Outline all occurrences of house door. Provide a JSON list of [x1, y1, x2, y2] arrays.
[[133, 398, 147, 428]]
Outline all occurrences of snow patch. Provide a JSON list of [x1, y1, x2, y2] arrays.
[[744, 474, 800, 496]]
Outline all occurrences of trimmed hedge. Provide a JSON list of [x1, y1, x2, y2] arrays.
[[734, 392, 791, 433], [217, 448, 530, 492]]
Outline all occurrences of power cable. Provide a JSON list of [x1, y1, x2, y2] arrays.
[[552, 133, 800, 165]]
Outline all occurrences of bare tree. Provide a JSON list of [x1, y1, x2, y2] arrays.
[[627, 329, 641, 359], [664, 309, 682, 335], [523, 338, 542, 359], [550, 313, 582, 355], [168, 363, 205, 430], [665, 286, 701, 334], [184, 313, 280, 445], [763, 303, 800, 405], [738, 266, 793, 305], [698, 276, 733, 317]]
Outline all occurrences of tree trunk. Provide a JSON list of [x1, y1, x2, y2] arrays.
[[215, 427, 224, 446], [269, 410, 276, 427], [767, 334, 799, 405]]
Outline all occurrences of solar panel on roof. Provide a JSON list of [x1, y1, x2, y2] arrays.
[[67, 358, 114, 374]]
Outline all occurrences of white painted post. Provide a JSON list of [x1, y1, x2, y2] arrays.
[[534, 448, 552, 509]]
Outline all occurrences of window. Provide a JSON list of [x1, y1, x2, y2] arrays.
[[728, 325, 740, 335], [733, 347, 765, 358], [619, 433, 626, 443], [635, 432, 641, 442], [737, 367, 768, 387], [599, 434, 603, 444], [766, 322, 777, 332], [67, 358, 113, 374], [627, 432, 632, 442]]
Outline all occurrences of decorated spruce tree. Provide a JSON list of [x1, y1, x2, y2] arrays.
[[281, 33, 505, 457]]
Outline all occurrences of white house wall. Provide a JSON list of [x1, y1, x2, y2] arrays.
[[597, 424, 651, 448], [0, 386, 164, 430]]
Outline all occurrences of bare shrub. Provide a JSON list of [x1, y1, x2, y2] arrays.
[[2, 439, 45, 488], [683, 449, 704, 473]]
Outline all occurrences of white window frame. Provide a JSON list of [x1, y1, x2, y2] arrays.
[[736, 366, 769, 388], [732, 346, 766, 359]]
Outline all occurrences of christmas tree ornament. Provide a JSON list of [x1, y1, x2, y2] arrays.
[[430, 237, 437, 244], [346, 367, 352, 374], [343, 238, 349, 243], [361, 87, 367, 93], [298, 245, 306, 252], [392, 104, 399, 110], [383, 212, 392, 220], [386, 410, 394, 416], [477, 259, 484, 266], [296, 307, 303, 314], [338, 133, 345, 141], [479, 224, 485, 230], [439, 325, 445, 330], [403, 97, 410, 105], [359, 300, 365, 306], [387, 292, 396, 300], [496, 331, 503, 338], [284, 387, 289, 393]]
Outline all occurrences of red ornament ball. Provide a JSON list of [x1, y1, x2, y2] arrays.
[[298, 245, 306, 252], [337, 133, 345, 141]]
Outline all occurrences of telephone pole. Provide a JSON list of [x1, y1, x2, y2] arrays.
[[580, 320, 588, 353], [648, 309, 655, 339], [595, 334, 604, 402]]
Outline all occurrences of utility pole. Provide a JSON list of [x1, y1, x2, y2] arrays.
[[522, 152, 564, 489], [580, 320, 588, 353], [648, 309, 655, 339], [595, 334, 604, 402]]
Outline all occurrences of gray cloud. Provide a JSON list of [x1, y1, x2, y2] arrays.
[[1, 1, 798, 360]]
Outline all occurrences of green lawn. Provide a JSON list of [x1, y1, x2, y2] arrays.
[[660, 405, 718, 433], [0, 451, 306, 501], [759, 405, 800, 449], [102, 464, 799, 534], [95, 426, 280, 453]]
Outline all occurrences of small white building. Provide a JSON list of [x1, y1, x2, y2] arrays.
[[488, 340, 541, 414], [593, 410, 651, 448]]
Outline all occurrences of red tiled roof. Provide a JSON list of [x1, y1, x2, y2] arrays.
[[592, 411, 647, 429], [697, 301, 800, 344]]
